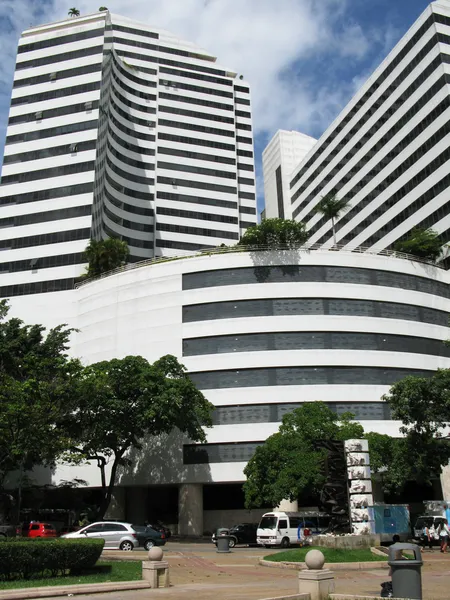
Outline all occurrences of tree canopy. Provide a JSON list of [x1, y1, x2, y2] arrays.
[[314, 193, 351, 245], [0, 301, 81, 491], [393, 227, 442, 261], [243, 402, 363, 508], [238, 218, 309, 249], [68, 7, 80, 17], [65, 354, 214, 518], [84, 238, 129, 279]]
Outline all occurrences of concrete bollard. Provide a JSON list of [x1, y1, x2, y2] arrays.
[[298, 549, 335, 600], [142, 546, 170, 588]]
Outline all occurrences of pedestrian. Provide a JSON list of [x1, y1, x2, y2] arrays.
[[297, 522, 304, 547], [420, 523, 432, 552], [438, 519, 450, 553]]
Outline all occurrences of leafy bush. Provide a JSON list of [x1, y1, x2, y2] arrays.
[[0, 539, 104, 580]]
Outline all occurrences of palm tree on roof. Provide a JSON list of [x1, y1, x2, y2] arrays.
[[314, 192, 351, 246]]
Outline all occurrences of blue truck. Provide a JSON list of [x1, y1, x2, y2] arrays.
[[372, 504, 410, 542]]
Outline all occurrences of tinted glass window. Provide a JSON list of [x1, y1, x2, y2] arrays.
[[278, 520, 288, 529]]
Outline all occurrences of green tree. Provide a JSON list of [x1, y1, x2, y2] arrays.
[[393, 227, 442, 261], [243, 402, 363, 508], [0, 301, 82, 494], [65, 354, 213, 519], [380, 370, 450, 488], [98, 6, 108, 10], [84, 238, 129, 278], [314, 192, 351, 246], [238, 218, 309, 249], [68, 7, 80, 17]]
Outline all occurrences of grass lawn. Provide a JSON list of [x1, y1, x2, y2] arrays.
[[265, 546, 388, 563], [0, 561, 142, 590]]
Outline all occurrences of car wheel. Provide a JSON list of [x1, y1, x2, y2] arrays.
[[120, 541, 134, 551], [144, 539, 154, 551], [228, 536, 237, 548], [280, 537, 290, 549]]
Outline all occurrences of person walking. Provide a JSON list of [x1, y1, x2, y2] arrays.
[[439, 519, 450, 553], [421, 523, 433, 552]]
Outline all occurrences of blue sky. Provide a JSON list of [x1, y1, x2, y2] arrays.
[[0, 0, 433, 214]]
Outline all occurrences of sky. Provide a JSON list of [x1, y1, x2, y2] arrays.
[[0, 0, 434, 214]]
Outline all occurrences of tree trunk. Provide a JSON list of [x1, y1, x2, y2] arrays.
[[332, 217, 337, 246], [97, 451, 123, 520]]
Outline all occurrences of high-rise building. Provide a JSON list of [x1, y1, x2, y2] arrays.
[[0, 11, 256, 298], [262, 130, 316, 219], [290, 0, 450, 257]]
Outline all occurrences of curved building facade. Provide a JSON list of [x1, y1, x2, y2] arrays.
[[8, 249, 450, 532]]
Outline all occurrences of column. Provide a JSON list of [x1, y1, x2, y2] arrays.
[[178, 483, 203, 536], [104, 486, 126, 521], [275, 499, 298, 511]]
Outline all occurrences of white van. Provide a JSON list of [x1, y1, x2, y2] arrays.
[[256, 511, 331, 548]]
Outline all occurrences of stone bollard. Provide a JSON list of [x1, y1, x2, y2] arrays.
[[142, 546, 170, 588], [298, 549, 335, 600]]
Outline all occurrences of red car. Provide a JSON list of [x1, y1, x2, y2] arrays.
[[22, 522, 57, 538]]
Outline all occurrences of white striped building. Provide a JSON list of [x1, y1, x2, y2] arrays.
[[0, 11, 256, 298], [290, 0, 450, 257]]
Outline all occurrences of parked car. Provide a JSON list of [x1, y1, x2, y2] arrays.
[[413, 515, 446, 543], [133, 525, 167, 550], [0, 524, 16, 539], [61, 521, 138, 551], [22, 522, 57, 538], [212, 523, 258, 548], [146, 521, 171, 539]]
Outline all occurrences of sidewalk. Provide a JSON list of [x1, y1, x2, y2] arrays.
[[30, 544, 450, 600]]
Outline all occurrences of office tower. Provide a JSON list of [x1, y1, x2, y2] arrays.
[[262, 130, 316, 219], [290, 0, 450, 257], [0, 10, 256, 298]]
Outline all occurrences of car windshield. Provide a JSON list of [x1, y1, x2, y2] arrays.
[[259, 516, 277, 530], [415, 517, 433, 529]]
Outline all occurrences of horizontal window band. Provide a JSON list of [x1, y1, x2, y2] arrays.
[[159, 105, 235, 124], [237, 163, 254, 171], [107, 139, 155, 171], [238, 191, 256, 200], [109, 111, 155, 142], [183, 331, 450, 357], [102, 223, 153, 249], [156, 239, 216, 251], [0, 227, 91, 251], [182, 265, 450, 299], [10, 80, 101, 106], [0, 204, 91, 229], [111, 53, 157, 88], [239, 205, 257, 214], [157, 176, 237, 194], [235, 110, 251, 118], [189, 366, 433, 390], [157, 161, 236, 180], [111, 64, 156, 101], [235, 97, 250, 106], [1, 161, 95, 185], [102, 203, 153, 233], [211, 401, 392, 426], [113, 23, 158, 40], [237, 149, 253, 157], [157, 206, 238, 224], [0, 252, 85, 274], [0, 278, 77, 299], [234, 85, 250, 93], [159, 65, 233, 87], [240, 220, 256, 228], [157, 222, 239, 240], [105, 172, 154, 200], [109, 95, 155, 128], [18, 27, 104, 54], [157, 191, 237, 210], [3, 139, 97, 165], [104, 187, 153, 217], [16, 45, 103, 71], [238, 177, 255, 186], [13, 62, 102, 88], [182, 297, 448, 327], [159, 91, 234, 112], [158, 118, 235, 138], [6, 119, 98, 145], [110, 87, 156, 116], [236, 136, 252, 144], [108, 127, 155, 156], [0, 182, 94, 207], [236, 122, 252, 131], [8, 99, 100, 125], [156, 78, 233, 99], [157, 146, 235, 165], [158, 132, 235, 152], [106, 155, 154, 186]]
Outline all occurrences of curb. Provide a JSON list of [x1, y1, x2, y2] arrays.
[[0, 580, 151, 600], [259, 559, 388, 571]]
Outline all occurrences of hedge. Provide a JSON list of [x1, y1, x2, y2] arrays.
[[0, 538, 104, 580]]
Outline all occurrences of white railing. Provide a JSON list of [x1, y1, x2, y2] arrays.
[[74, 243, 444, 289]]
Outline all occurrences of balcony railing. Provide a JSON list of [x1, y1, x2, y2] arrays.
[[74, 242, 445, 289]]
